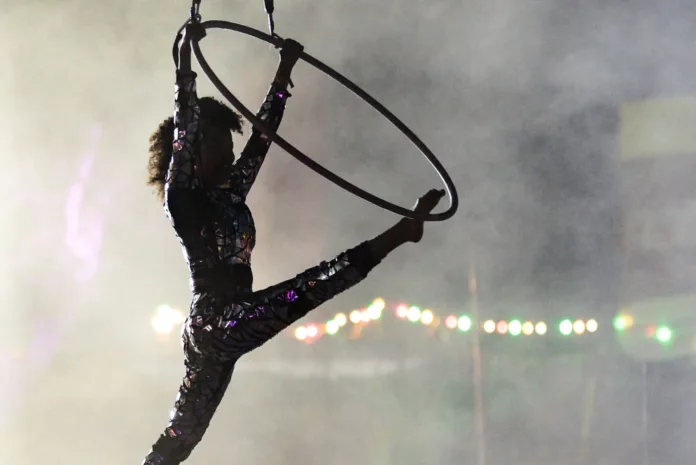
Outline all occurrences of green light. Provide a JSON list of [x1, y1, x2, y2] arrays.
[[458, 315, 472, 332], [326, 320, 340, 335], [559, 319, 573, 336], [508, 320, 522, 336], [613, 314, 634, 332], [366, 303, 382, 320], [655, 326, 673, 345], [407, 306, 421, 322]]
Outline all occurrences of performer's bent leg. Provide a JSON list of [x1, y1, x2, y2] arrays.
[[142, 346, 234, 465]]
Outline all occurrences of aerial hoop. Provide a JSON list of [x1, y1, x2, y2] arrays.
[[181, 20, 459, 222]]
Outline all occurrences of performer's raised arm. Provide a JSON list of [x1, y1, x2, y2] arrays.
[[166, 24, 205, 192], [229, 39, 304, 198]]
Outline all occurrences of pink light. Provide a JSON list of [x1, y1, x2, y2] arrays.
[[64, 125, 107, 282], [396, 305, 408, 319]]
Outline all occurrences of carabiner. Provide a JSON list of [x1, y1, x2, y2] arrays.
[[190, 0, 202, 23]]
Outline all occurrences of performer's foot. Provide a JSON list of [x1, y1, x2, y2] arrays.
[[402, 189, 446, 243], [366, 189, 446, 263]]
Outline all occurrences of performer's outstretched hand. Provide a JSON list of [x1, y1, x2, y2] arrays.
[[177, 22, 206, 72], [275, 38, 304, 87], [403, 189, 446, 243]]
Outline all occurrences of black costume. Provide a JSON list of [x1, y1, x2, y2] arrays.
[[141, 70, 381, 464]]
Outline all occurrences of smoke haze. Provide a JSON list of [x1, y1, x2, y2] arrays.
[[3, 0, 696, 464]]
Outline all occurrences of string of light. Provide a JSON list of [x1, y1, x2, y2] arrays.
[[150, 299, 613, 344]]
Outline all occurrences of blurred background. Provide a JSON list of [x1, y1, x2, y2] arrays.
[[3, 0, 696, 464]]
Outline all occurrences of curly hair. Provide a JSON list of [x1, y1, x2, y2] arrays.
[[147, 97, 244, 201]]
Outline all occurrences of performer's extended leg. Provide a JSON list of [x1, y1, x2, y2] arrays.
[[141, 236, 388, 464], [141, 190, 444, 464], [142, 348, 234, 465], [185, 190, 445, 362], [215, 219, 417, 356]]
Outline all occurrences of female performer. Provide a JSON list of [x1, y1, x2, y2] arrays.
[[142, 20, 445, 465]]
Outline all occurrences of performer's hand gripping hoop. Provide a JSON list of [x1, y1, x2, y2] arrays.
[[174, 1, 459, 222]]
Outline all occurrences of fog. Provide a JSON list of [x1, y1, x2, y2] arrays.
[[2, 0, 696, 464]]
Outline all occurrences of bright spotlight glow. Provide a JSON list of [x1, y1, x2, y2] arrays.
[[171, 311, 184, 325], [151, 305, 184, 335], [496, 321, 508, 334], [458, 315, 472, 332], [509, 320, 522, 336], [535, 322, 547, 335], [335, 313, 347, 326], [349, 310, 362, 323], [372, 298, 386, 311], [483, 320, 496, 333], [522, 322, 534, 336], [295, 327, 308, 340], [156, 304, 172, 315], [656, 326, 673, 345], [421, 309, 434, 325], [151, 315, 174, 335], [586, 319, 598, 333], [366, 302, 383, 320], [445, 315, 458, 329], [407, 306, 421, 322], [573, 320, 585, 335], [306, 325, 318, 338], [326, 320, 340, 335]]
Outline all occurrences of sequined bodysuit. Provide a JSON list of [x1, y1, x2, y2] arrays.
[[164, 70, 282, 293], [141, 71, 381, 465]]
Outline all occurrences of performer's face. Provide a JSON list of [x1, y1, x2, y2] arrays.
[[200, 122, 235, 185]]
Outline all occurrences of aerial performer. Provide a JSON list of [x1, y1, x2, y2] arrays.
[[142, 1, 457, 463]]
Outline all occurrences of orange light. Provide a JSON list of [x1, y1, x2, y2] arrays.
[[334, 313, 347, 326], [522, 322, 534, 335], [573, 320, 585, 334]]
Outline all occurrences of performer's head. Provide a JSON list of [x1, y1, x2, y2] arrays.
[[147, 97, 243, 200]]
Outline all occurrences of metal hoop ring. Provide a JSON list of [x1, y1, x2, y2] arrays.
[[187, 20, 459, 221]]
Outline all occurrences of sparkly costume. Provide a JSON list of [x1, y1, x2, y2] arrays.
[[141, 71, 381, 465]]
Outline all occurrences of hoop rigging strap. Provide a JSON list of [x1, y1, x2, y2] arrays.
[[263, 0, 275, 36]]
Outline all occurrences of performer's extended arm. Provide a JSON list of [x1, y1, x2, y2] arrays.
[[166, 25, 204, 192], [229, 39, 304, 198]]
